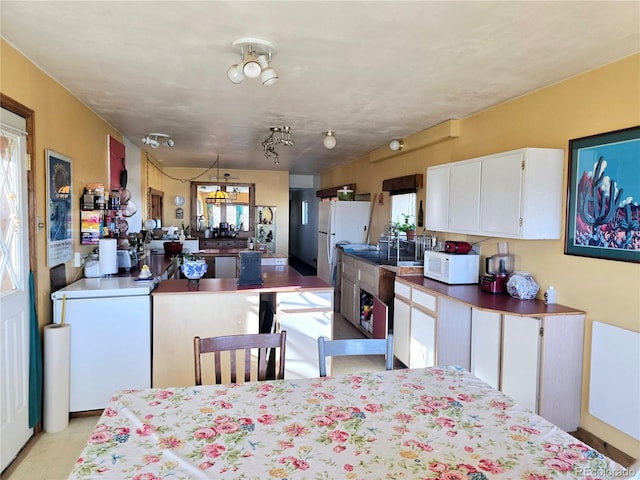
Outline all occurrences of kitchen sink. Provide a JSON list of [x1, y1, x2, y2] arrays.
[[344, 250, 422, 267]]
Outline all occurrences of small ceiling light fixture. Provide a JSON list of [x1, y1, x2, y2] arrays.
[[389, 139, 404, 151], [142, 133, 175, 149], [227, 37, 278, 86], [323, 130, 337, 149]]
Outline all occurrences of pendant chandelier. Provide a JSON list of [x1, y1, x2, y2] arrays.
[[206, 156, 236, 204]]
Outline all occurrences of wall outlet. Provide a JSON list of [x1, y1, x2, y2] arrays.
[[74, 252, 84, 267]]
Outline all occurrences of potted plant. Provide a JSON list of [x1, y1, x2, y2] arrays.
[[395, 214, 417, 241]]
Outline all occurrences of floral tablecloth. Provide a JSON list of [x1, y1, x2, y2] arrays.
[[69, 366, 627, 479]]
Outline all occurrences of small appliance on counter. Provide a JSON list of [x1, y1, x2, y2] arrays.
[[444, 241, 473, 254], [423, 246, 480, 285], [480, 242, 515, 294]]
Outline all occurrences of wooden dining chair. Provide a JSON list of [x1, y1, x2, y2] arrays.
[[194, 331, 287, 385], [317, 334, 394, 377]]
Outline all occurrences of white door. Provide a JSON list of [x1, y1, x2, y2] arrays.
[[470, 309, 502, 389], [501, 315, 541, 413], [0, 110, 31, 471], [410, 307, 436, 368], [425, 165, 450, 231], [448, 160, 481, 233]]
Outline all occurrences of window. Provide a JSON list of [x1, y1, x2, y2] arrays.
[[391, 192, 416, 225], [301, 200, 309, 225], [191, 182, 255, 234]]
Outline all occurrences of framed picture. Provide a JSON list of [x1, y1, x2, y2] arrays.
[[46, 149, 73, 267], [565, 126, 640, 263]]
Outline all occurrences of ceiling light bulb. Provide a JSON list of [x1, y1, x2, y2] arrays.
[[165, 138, 175, 147], [149, 138, 159, 148], [323, 131, 337, 149], [243, 56, 261, 78], [227, 64, 245, 83], [389, 139, 404, 151]]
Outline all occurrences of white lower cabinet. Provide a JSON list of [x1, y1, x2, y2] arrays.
[[501, 315, 541, 414], [393, 281, 470, 370], [410, 307, 435, 368], [277, 290, 333, 379], [470, 308, 585, 432], [340, 277, 357, 326], [470, 309, 501, 389], [393, 296, 411, 367]]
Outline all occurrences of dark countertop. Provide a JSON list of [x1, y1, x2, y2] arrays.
[[153, 265, 331, 295], [396, 275, 584, 316]]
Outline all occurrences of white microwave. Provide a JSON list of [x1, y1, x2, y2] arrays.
[[423, 249, 480, 284]]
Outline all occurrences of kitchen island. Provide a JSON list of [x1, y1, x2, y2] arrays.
[[152, 266, 333, 386]]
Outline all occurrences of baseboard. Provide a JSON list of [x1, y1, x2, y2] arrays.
[[570, 427, 637, 468]]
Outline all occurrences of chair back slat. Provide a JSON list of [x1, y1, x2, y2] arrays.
[[194, 331, 287, 385], [317, 334, 394, 377]]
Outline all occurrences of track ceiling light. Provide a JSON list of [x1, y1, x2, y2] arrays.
[[323, 131, 337, 149], [227, 38, 278, 86], [262, 126, 293, 164], [141, 133, 175, 149]]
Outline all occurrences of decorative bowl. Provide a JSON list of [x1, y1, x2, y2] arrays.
[[506, 271, 539, 300], [181, 259, 208, 280], [337, 186, 354, 201]]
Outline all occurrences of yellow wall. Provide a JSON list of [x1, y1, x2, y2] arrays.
[[321, 54, 640, 458], [1, 39, 122, 327]]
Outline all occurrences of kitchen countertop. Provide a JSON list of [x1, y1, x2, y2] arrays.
[[396, 274, 585, 316], [153, 265, 330, 295]]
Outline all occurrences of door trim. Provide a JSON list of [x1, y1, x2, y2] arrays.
[[1, 93, 38, 412]]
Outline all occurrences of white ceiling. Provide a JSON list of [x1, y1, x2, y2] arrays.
[[2, 1, 639, 175]]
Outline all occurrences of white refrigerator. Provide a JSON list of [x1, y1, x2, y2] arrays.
[[317, 200, 370, 284], [51, 276, 159, 411]]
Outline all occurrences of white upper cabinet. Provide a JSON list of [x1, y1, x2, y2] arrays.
[[425, 165, 449, 231], [426, 147, 564, 239], [480, 148, 564, 239], [449, 161, 482, 233]]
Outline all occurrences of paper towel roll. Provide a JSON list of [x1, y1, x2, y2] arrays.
[[99, 238, 118, 275], [43, 323, 70, 432]]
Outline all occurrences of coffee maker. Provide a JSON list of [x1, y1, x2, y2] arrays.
[[480, 242, 514, 294]]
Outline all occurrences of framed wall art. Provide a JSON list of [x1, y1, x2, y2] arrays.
[[46, 149, 73, 266], [565, 126, 639, 263]]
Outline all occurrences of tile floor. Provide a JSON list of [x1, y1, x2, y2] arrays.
[[3, 313, 384, 479]]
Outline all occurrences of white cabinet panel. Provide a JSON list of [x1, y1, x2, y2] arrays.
[[412, 289, 437, 312], [448, 161, 481, 233], [425, 165, 450, 231], [436, 297, 471, 370], [470, 309, 501, 389], [410, 307, 436, 368], [394, 280, 411, 300], [279, 311, 332, 379], [340, 278, 357, 326], [277, 290, 333, 379], [393, 297, 411, 367], [501, 315, 541, 413]]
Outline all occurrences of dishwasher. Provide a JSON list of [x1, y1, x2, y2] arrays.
[[51, 276, 159, 412]]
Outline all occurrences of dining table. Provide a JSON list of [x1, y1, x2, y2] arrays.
[[68, 366, 626, 479]]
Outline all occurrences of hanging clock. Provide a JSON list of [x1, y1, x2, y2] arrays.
[[174, 195, 185, 206]]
